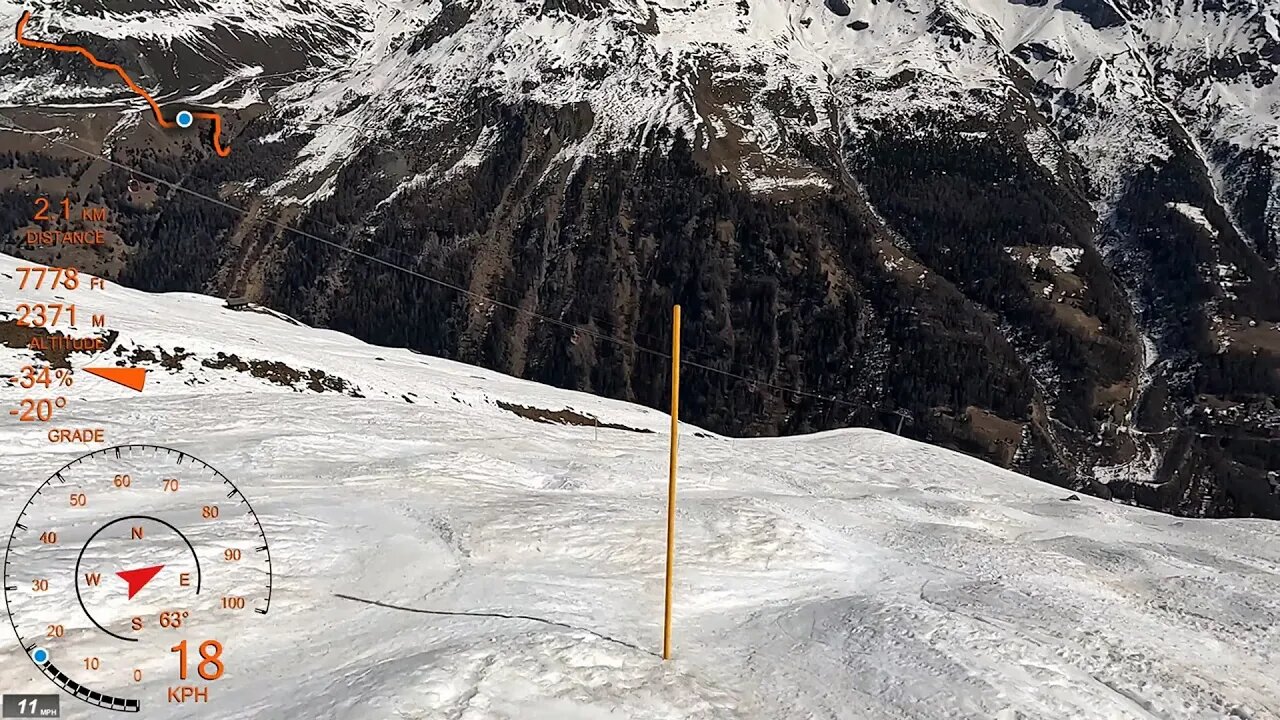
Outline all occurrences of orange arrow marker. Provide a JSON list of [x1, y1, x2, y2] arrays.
[[84, 366, 148, 392], [117, 564, 164, 600]]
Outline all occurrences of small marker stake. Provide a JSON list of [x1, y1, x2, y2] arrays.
[[662, 304, 681, 660]]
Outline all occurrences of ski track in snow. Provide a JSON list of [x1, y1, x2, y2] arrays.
[[1, 254, 1279, 719]]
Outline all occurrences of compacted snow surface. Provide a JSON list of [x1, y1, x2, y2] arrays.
[[1, 253, 1278, 719]]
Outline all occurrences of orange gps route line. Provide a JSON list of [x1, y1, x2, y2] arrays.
[[15, 10, 231, 157]]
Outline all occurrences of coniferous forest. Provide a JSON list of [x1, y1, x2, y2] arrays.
[[2, 97, 1276, 520]]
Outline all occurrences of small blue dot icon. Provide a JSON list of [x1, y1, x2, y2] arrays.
[[32, 647, 49, 664], [175, 110, 194, 128]]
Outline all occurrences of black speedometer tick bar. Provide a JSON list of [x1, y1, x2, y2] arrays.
[[41, 660, 139, 713], [5, 444, 273, 713]]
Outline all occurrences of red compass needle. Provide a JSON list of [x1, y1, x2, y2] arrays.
[[116, 565, 164, 600]]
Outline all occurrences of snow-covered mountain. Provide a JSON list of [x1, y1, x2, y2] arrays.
[[3, 252, 1279, 719], [1, 0, 1277, 518], [6, 0, 1277, 205]]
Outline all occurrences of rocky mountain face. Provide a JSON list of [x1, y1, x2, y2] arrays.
[[1, 0, 1277, 517]]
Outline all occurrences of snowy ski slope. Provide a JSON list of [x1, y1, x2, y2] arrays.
[[1, 252, 1279, 719]]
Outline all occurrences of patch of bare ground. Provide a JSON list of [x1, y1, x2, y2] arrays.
[[1092, 380, 1134, 421], [1191, 394, 1280, 436], [0, 318, 117, 368], [689, 67, 827, 200], [0, 168, 73, 196], [118, 345, 196, 370], [932, 405, 1025, 467], [219, 202, 304, 302], [125, 177, 159, 208], [2, 111, 134, 277], [200, 352, 363, 397], [16, 226, 130, 278], [1046, 301, 1105, 340], [497, 401, 652, 433], [1006, 246, 1108, 341], [0, 109, 121, 155], [1224, 320, 1280, 356], [1098, 431, 1140, 465]]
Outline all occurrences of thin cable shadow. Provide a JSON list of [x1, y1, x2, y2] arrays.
[[333, 593, 660, 658]]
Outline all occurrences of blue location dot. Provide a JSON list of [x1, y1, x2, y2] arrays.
[[32, 647, 49, 664], [175, 110, 194, 128]]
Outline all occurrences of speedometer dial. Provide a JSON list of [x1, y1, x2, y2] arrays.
[[4, 445, 271, 712]]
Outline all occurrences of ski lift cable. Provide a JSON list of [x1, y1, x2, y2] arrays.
[[2, 114, 860, 412]]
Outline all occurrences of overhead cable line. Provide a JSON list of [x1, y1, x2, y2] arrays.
[[0, 113, 862, 412]]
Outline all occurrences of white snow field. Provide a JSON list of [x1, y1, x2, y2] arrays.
[[2, 251, 1279, 720]]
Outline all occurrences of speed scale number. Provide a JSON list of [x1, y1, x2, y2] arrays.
[[4, 445, 272, 713]]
